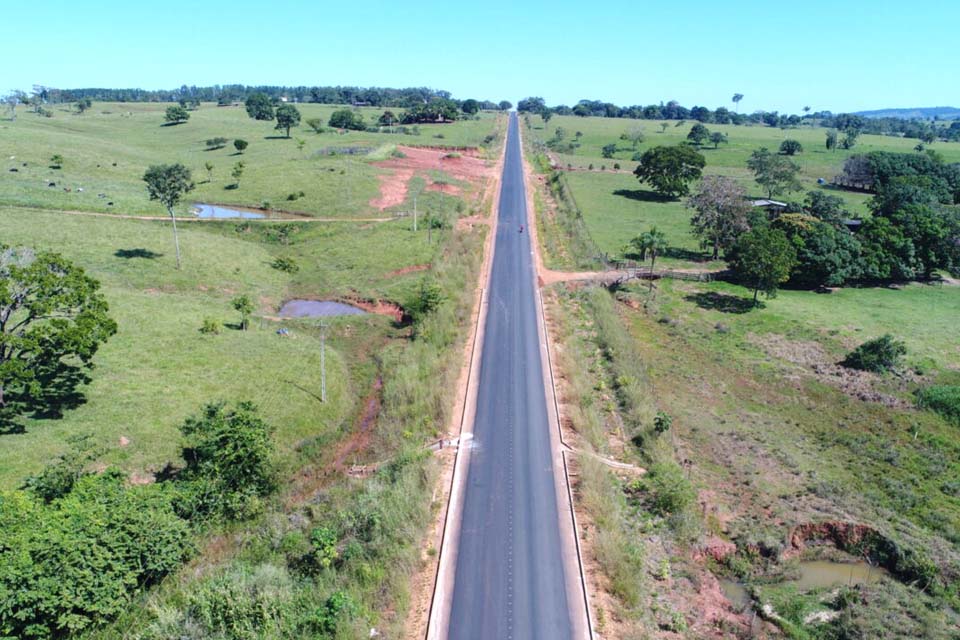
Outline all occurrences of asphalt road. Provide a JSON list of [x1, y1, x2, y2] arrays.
[[447, 113, 573, 639]]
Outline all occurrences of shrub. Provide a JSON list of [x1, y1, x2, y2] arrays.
[[233, 138, 248, 153], [23, 434, 99, 501], [271, 256, 299, 273], [842, 334, 906, 372], [779, 139, 803, 155], [916, 385, 960, 425], [653, 411, 673, 434], [200, 317, 223, 335], [177, 401, 276, 520], [285, 190, 305, 201], [0, 475, 193, 638], [613, 163, 621, 170], [645, 462, 695, 516], [406, 279, 445, 323], [205, 136, 229, 150]]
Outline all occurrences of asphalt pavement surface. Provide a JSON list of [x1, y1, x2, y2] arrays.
[[447, 112, 573, 640]]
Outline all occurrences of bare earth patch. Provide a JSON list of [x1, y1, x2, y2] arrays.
[[369, 146, 493, 211]]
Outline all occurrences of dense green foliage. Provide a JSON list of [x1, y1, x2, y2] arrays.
[[916, 385, 960, 425], [327, 108, 366, 131], [633, 145, 706, 198], [177, 401, 275, 520], [274, 104, 301, 138], [164, 105, 189, 124], [728, 227, 798, 302], [400, 98, 460, 124], [0, 247, 117, 424], [747, 147, 802, 198], [842, 334, 907, 372], [244, 92, 275, 121], [0, 475, 193, 638]]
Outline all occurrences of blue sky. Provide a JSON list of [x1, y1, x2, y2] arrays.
[[4, 0, 958, 114]]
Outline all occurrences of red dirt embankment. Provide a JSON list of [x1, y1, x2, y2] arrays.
[[370, 146, 493, 211]]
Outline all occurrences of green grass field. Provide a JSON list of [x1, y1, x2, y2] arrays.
[[525, 114, 960, 266], [1, 102, 501, 218], [0, 205, 449, 488]]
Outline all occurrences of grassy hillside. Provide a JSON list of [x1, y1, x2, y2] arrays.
[[1, 102, 499, 218], [524, 114, 960, 266]]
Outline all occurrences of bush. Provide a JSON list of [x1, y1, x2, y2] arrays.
[[916, 385, 960, 425], [0, 475, 193, 638], [23, 434, 99, 501], [271, 256, 299, 273], [842, 334, 906, 372], [200, 317, 223, 335], [644, 462, 695, 516], [233, 138, 248, 153], [779, 139, 803, 155], [285, 190, 305, 201], [177, 401, 276, 520], [206, 136, 229, 150]]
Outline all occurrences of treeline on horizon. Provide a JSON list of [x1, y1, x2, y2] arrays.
[[21, 84, 510, 111], [517, 97, 960, 143]]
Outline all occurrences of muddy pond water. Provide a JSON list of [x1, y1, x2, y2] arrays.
[[720, 559, 890, 610], [278, 300, 367, 318]]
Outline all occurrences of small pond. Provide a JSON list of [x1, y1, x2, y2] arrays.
[[193, 204, 265, 219], [278, 300, 367, 318], [720, 559, 890, 610], [791, 559, 888, 591]]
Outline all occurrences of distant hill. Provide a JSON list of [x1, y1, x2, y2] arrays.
[[854, 106, 960, 120]]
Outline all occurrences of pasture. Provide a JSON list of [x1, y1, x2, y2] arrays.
[[525, 114, 960, 266], [1, 102, 501, 218]]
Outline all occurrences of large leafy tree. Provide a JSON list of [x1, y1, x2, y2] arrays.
[[164, 105, 189, 124], [633, 145, 706, 198], [687, 175, 752, 259], [244, 92, 275, 121], [328, 108, 366, 131], [746, 147, 802, 198], [728, 227, 798, 304], [143, 164, 195, 269], [0, 247, 117, 422], [274, 104, 301, 138], [687, 123, 710, 145]]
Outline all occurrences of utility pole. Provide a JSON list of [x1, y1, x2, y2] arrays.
[[320, 320, 327, 403], [413, 193, 418, 232]]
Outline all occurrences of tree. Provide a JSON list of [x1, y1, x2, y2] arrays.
[[274, 104, 301, 138], [630, 227, 668, 292], [3, 91, 26, 120], [498, 100, 513, 111], [687, 175, 752, 259], [306, 117, 324, 134], [143, 164, 195, 269], [461, 99, 479, 115], [75, 98, 92, 114], [709, 131, 727, 149], [245, 92, 275, 121], [328, 108, 365, 131], [633, 145, 706, 198], [517, 97, 546, 113], [205, 137, 228, 150], [826, 129, 838, 151], [731, 93, 744, 112], [659, 122, 669, 133], [728, 227, 798, 304], [178, 400, 275, 518], [687, 123, 710, 145], [804, 190, 848, 225], [840, 128, 860, 149], [788, 220, 863, 287], [233, 138, 248, 153], [601, 143, 617, 159], [231, 161, 245, 188], [378, 110, 397, 127], [204, 161, 214, 182], [920, 130, 937, 145], [0, 247, 117, 420], [296, 138, 306, 154], [164, 105, 189, 124], [49, 154, 64, 169], [232, 295, 255, 330], [626, 127, 645, 149], [747, 147, 801, 198], [779, 139, 803, 155], [541, 110, 553, 126]]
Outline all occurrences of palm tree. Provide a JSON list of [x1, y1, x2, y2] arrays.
[[732, 93, 744, 113], [632, 227, 668, 293]]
